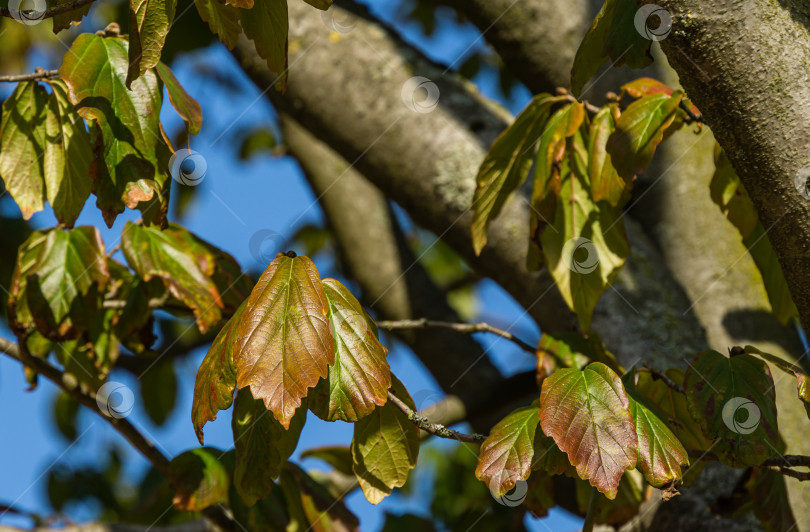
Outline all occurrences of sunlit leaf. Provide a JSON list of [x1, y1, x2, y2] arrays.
[[122, 222, 226, 333], [683, 350, 783, 466], [309, 278, 390, 422], [59, 34, 171, 227], [43, 79, 93, 227], [588, 104, 629, 207], [607, 91, 684, 179], [168, 448, 229, 511], [471, 94, 564, 255], [240, 0, 288, 90], [0, 81, 48, 219], [156, 62, 202, 136], [194, 0, 242, 49], [233, 253, 333, 429], [622, 371, 688, 488], [232, 388, 306, 506], [191, 301, 246, 444], [10, 227, 108, 337], [537, 332, 623, 374], [352, 375, 420, 504], [539, 362, 637, 499], [475, 402, 546, 497], [127, 0, 178, 87]]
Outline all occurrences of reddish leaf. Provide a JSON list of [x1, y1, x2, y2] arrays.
[[233, 253, 333, 429], [539, 362, 638, 499], [156, 62, 202, 136]]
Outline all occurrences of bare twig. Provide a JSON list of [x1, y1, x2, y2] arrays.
[[640, 363, 686, 394], [377, 318, 536, 356], [387, 390, 486, 443], [0, 337, 236, 531], [690, 451, 810, 481], [0, 0, 96, 21], [0, 69, 59, 83]]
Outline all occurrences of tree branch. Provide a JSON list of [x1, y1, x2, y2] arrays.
[[377, 318, 536, 355], [0, 337, 235, 531], [0, 69, 59, 83], [386, 390, 486, 443], [0, 0, 95, 20], [691, 451, 810, 481], [640, 364, 686, 394]]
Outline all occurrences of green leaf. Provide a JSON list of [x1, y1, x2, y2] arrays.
[[309, 278, 390, 422], [0, 81, 48, 219], [683, 350, 783, 467], [570, 0, 654, 98], [141, 361, 177, 426], [59, 34, 171, 227], [301, 0, 332, 10], [232, 388, 306, 506], [52, 391, 80, 441], [622, 371, 688, 488], [156, 62, 202, 136], [240, 0, 288, 90], [538, 362, 638, 499], [194, 0, 242, 49], [52, 0, 92, 33], [470, 94, 564, 255], [474, 402, 546, 497], [588, 104, 629, 207], [301, 446, 354, 476], [606, 91, 684, 180], [351, 375, 420, 504], [168, 448, 229, 511], [279, 463, 360, 531], [10, 227, 108, 336], [746, 467, 797, 532], [43, 79, 93, 227], [127, 0, 178, 87], [233, 253, 334, 429], [191, 301, 246, 444], [744, 345, 810, 420], [537, 332, 623, 375], [122, 222, 235, 333], [537, 130, 630, 331]]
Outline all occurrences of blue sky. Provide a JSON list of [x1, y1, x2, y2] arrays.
[[0, 2, 584, 530]]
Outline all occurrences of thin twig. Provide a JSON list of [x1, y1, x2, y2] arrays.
[[0, 0, 96, 21], [690, 451, 810, 481], [377, 318, 536, 355], [0, 69, 59, 83], [0, 337, 236, 530], [641, 363, 686, 394], [770, 466, 810, 481], [387, 390, 486, 443]]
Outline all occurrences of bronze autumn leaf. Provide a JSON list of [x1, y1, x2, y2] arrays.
[[233, 254, 334, 429]]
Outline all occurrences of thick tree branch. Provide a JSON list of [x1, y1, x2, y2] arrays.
[[0, 0, 95, 20], [377, 318, 536, 355], [0, 338, 234, 531]]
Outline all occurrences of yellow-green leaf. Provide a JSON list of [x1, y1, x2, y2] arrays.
[[233, 253, 334, 429], [194, 0, 242, 49], [168, 447, 230, 511], [127, 0, 178, 87], [156, 62, 203, 136], [279, 463, 360, 531], [240, 0, 288, 90], [309, 278, 390, 422], [351, 375, 420, 504], [588, 104, 629, 207], [539, 362, 638, 499]]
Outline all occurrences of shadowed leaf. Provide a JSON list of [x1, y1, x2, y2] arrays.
[[683, 350, 783, 467], [280, 463, 359, 531], [352, 375, 420, 504], [168, 448, 229, 511], [745, 345, 810, 420], [301, 446, 354, 476], [746, 467, 797, 532], [539, 362, 637, 499], [156, 62, 202, 136], [232, 388, 306, 506], [127, 0, 178, 87], [194, 0, 242, 48], [52, 0, 92, 32], [240, 0, 288, 90]]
